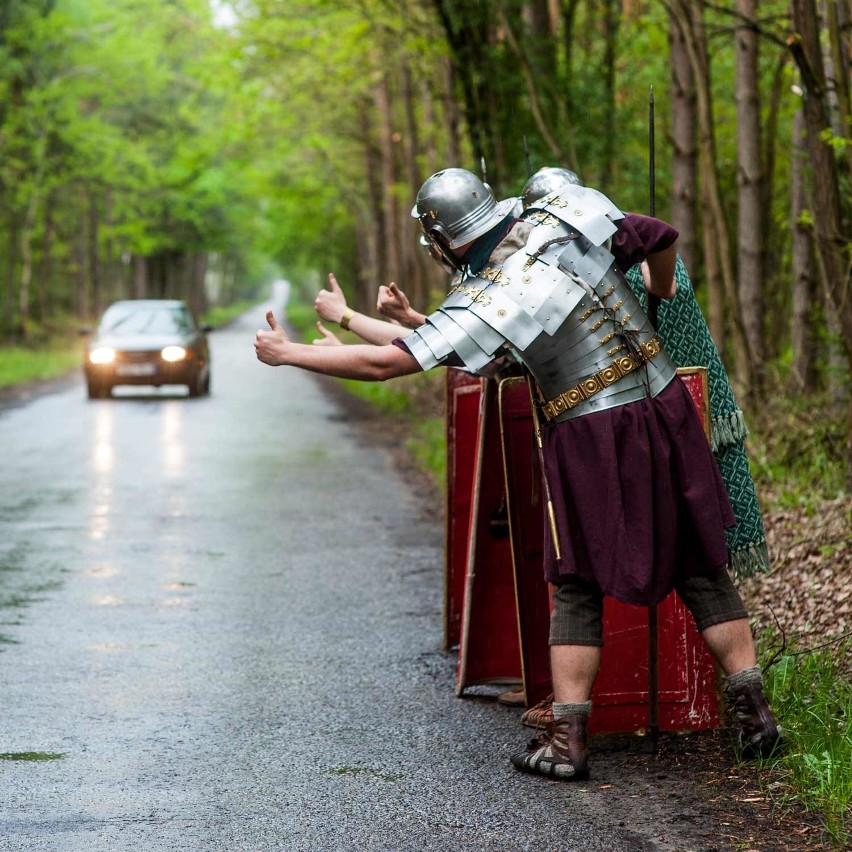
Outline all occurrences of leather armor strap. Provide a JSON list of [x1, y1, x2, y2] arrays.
[[540, 337, 664, 422]]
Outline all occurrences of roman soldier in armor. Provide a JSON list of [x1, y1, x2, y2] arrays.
[[255, 167, 781, 781]]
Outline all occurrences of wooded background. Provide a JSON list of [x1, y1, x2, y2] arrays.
[[0, 0, 849, 409]]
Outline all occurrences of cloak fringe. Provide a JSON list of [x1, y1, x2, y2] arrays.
[[711, 409, 749, 453], [730, 540, 771, 579]]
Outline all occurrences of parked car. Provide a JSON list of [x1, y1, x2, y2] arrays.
[[82, 300, 211, 399]]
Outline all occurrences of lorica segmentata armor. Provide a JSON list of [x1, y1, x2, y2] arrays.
[[403, 185, 677, 421]]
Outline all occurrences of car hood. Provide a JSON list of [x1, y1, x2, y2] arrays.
[[90, 333, 196, 352]]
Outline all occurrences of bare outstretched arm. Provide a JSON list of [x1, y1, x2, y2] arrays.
[[255, 311, 421, 381], [315, 273, 413, 346]]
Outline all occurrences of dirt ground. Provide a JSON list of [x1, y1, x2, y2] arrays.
[[321, 376, 848, 852]]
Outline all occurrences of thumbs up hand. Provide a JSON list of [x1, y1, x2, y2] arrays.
[[314, 272, 348, 323], [254, 310, 290, 365], [312, 320, 343, 346]]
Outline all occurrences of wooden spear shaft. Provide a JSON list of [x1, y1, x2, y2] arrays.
[[648, 85, 661, 754]]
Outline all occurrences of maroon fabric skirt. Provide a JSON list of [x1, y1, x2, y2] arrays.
[[541, 376, 735, 605]]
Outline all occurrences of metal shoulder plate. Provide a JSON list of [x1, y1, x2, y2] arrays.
[[523, 184, 624, 247], [403, 218, 589, 373]]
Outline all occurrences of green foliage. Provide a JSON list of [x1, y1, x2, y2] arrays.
[[405, 416, 446, 483], [337, 378, 412, 417], [0, 342, 80, 389], [285, 300, 321, 339], [747, 394, 848, 511], [0, 0, 283, 332], [761, 641, 852, 846], [200, 299, 261, 330]]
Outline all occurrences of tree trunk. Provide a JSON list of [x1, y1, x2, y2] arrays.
[[37, 196, 55, 322], [824, 0, 851, 177], [432, 0, 492, 168], [558, 0, 580, 170], [132, 255, 148, 299], [361, 96, 386, 294], [421, 79, 439, 176], [734, 0, 764, 398], [790, 109, 818, 394], [788, 0, 852, 364], [442, 58, 462, 168], [599, 0, 619, 191], [761, 50, 790, 361], [700, 159, 725, 355], [498, 6, 570, 170], [668, 8, 698, 276], [88, 194, 102, 317], [168, 251, 185, 300], [528, 0, 556, 67], [189, 253, 208, 317], [401, 62, 425, 310], [102, 191, 116, 306], [75, 208, 88, 321], [18, 190, 39, 334], [221, 254, 236, 304], [667, 0, 753, 389], [4, 210, 18, 336], [374, 72, 401, 289]]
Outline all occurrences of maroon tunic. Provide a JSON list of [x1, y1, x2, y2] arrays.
[[541, 213, 733, 602], [400, 212, 735, 605], [542, 377, 734, 605]]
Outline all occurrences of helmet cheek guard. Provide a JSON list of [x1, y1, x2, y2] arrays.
[[413, 202, 463, 271], [425, 227, 463, 272]]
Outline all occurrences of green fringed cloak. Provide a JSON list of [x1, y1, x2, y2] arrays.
[[626, 258, 770, 579]]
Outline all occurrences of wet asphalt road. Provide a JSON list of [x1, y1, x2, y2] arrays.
[[0, 299, 665, 852]]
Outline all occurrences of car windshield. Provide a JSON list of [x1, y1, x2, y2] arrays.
[[99, 305, 194, 335]]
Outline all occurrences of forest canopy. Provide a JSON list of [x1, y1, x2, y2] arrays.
[[0, 0, 849, 408]]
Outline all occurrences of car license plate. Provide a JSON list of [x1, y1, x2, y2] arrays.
[[116, 363, 156, 377]]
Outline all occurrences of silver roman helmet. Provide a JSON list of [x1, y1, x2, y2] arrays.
[[412, 168, 517, 269], [522, 166, 582, 209]]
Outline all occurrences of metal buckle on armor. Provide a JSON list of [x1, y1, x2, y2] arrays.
[[540, 336, 663, 422]]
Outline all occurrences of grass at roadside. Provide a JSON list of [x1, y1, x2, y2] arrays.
[[760, 639, 851, 847], [200, 299, 259, 330], [746, 393, 850, 844], [0, 344, 81, 390], [747, 391, 848, 513]]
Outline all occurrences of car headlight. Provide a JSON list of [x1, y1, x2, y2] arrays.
[[161, 346, 187, 362], [89, 347, 115, 365]]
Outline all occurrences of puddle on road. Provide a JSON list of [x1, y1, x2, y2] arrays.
[[0, 543, 28, 573], [24, 580, 63, 595], [0, 496, 41, 520], [325, 766, 403, 782], [0, 593, 35, 609], [1, 525, 69, 648], [88, 642, 160, 652], [0, 752, 66, 761], [0, 578, 64, 611]]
